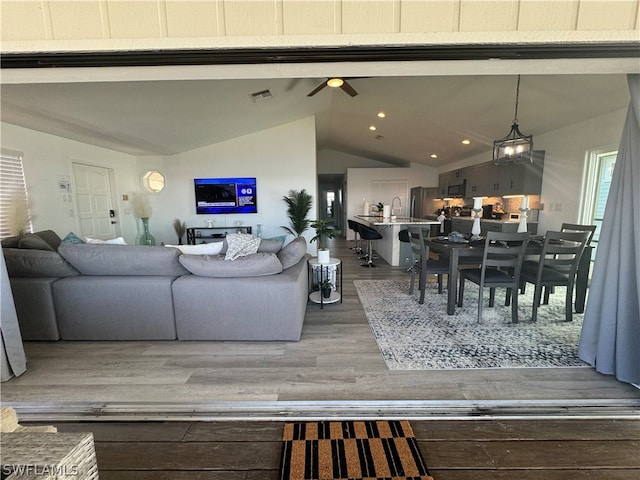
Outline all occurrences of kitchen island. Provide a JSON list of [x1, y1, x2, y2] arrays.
[[353, 215, 440, 267]]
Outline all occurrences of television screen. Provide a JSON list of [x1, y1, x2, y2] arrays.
[[194, 177, 257, 214]]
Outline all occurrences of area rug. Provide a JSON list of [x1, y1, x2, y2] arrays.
[[354, 279, 589, 370], [279, 420, 433, 480]]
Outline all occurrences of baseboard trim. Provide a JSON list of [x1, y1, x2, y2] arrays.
[[7, 399, 640, 422]]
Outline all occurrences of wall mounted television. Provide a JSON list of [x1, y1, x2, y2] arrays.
[[194, 177, 257, 214]]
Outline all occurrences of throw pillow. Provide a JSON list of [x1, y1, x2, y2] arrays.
[[34, 230, 62, 250], [165, 242, 224, 255], [1, 235, 22, 248], [179, 252, 283, 277], [225, 233, 261, 261], [277, 236, 307, 269], [85, 236, 127, 245], [257, 238, 284, 254], [62, 232, 85, 244], [18, 233, 55, 251]]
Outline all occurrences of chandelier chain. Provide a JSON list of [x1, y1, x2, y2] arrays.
[[513, 74, 521, 124]]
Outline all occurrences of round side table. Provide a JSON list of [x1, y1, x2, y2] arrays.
[[307, 257, 342, 309]]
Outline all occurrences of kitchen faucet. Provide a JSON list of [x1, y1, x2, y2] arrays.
[[391, 196, 402, 216]]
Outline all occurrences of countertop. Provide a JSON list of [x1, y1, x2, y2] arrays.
[[425, 214, 536, 224], [355, 215, 441, 226]]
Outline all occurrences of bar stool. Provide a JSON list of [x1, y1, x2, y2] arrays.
[[398, 229, 412, 271], [357, 224, 383, 267], [347, 219, 362, 254]]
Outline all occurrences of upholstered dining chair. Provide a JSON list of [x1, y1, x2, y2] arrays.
[[457, 231, 530, 323], [407, 225, 449, 304], [519, 230, 590, 323]]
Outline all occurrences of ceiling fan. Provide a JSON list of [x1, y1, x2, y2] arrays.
[[307, 77, 358, 97]]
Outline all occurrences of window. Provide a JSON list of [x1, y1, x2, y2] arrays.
[[581, 149, 617, 256], [0, 148, 31, 239]]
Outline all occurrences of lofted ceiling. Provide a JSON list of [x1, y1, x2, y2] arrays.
[[0, 73, 630, 168]]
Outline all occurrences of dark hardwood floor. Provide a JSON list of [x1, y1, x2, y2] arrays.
[[31, 418, 639, 479]]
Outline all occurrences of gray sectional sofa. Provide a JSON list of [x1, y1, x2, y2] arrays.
[[2, 231, 309, 342]]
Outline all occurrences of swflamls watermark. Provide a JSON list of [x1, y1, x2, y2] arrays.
[[1, 464, 80, 476]]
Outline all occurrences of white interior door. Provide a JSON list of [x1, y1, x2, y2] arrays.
[[73, 163, 116, 239]]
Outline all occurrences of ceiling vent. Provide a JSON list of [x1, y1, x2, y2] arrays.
[[249, 89, 273, 102]]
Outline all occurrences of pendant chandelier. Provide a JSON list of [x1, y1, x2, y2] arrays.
[[493, 75, 533, 166]]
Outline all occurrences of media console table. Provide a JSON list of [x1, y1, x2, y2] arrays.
[[186, 226, 252, 245]]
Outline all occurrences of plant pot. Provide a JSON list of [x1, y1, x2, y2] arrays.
[[317, 249, 330, 264], [322, 287, 332, 298]]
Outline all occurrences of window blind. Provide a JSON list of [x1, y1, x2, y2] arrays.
[[0, 148, 30, 239]]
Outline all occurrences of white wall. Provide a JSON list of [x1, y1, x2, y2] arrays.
[[345, 163, 438, 239], [317, 149, 401, 174], [536, 108, 626, 233], [437, 107, 628, 234], [142, 116, 318, 248], [1, 123, 139, 241]]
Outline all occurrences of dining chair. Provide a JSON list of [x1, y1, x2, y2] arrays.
[[519, 230, 590, 322], [407, 225, 449, 304], [538, 223, 597, 302], [457, 231, 530, 323]]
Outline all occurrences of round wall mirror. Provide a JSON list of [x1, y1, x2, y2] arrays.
[[142, 170, 165, 193]]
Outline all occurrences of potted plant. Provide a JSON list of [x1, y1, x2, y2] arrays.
[[281, 189, 313, 237], [311, 218, 342, 264], [320, 278, 334, 299], [375, 202, 384, 216]]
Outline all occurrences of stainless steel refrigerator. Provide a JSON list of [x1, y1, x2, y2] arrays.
[[410, 187, 439, 218]]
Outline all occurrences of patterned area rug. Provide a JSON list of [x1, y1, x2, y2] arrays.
[[279, 420, 433, 480], [354, 279, 588, 370]]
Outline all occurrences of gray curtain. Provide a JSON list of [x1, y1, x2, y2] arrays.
[[1, 247, 27, 381], [578, 74, 640, 385]]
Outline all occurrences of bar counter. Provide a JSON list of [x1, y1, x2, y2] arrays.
[[353, 215, 440, 266]]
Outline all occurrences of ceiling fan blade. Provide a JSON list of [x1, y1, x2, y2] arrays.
[[340, 80, 358, 97], [307, 82, 328, 97]]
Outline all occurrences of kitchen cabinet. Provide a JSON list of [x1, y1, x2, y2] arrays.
[[438, 169, 465, 197], [467, 163, 491, 196], [440, 150, 545, 198]]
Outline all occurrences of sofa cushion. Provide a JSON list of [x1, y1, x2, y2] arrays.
[[257, 238, 284, 254], [179, 252, 283, 277], [18, 233, 55, 251], [277, 236, 308, 269], [58, 243, 188, 276], [225, 233, 261, 261], [165, 242, 224, 255], [3, 248, 80, 277]]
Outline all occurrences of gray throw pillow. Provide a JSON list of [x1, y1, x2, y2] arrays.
[[34, 230, 62, 250], [277, 236, 307, 269], [179, 252, 283, 277], [18, 233, 55, 251], [257, 238, 284, 254]]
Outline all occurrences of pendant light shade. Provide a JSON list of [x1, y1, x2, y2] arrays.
[[493, 75, 533, 166]]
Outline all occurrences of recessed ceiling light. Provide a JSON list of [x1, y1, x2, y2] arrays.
[[430, 154, 438, 159], [369, 125, 377, 131], [377, 112, 386, 118], [327, 78, 344, 88], [462, 139, 471, 145]]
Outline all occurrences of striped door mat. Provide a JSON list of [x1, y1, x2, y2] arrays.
[[279, 420, 433, 480]]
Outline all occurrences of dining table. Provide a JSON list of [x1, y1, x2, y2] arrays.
[[424, 236, 593, 316]]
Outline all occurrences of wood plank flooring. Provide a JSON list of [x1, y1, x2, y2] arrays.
[[27, 418, 640, 479], [2, 238, 638, 420]]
